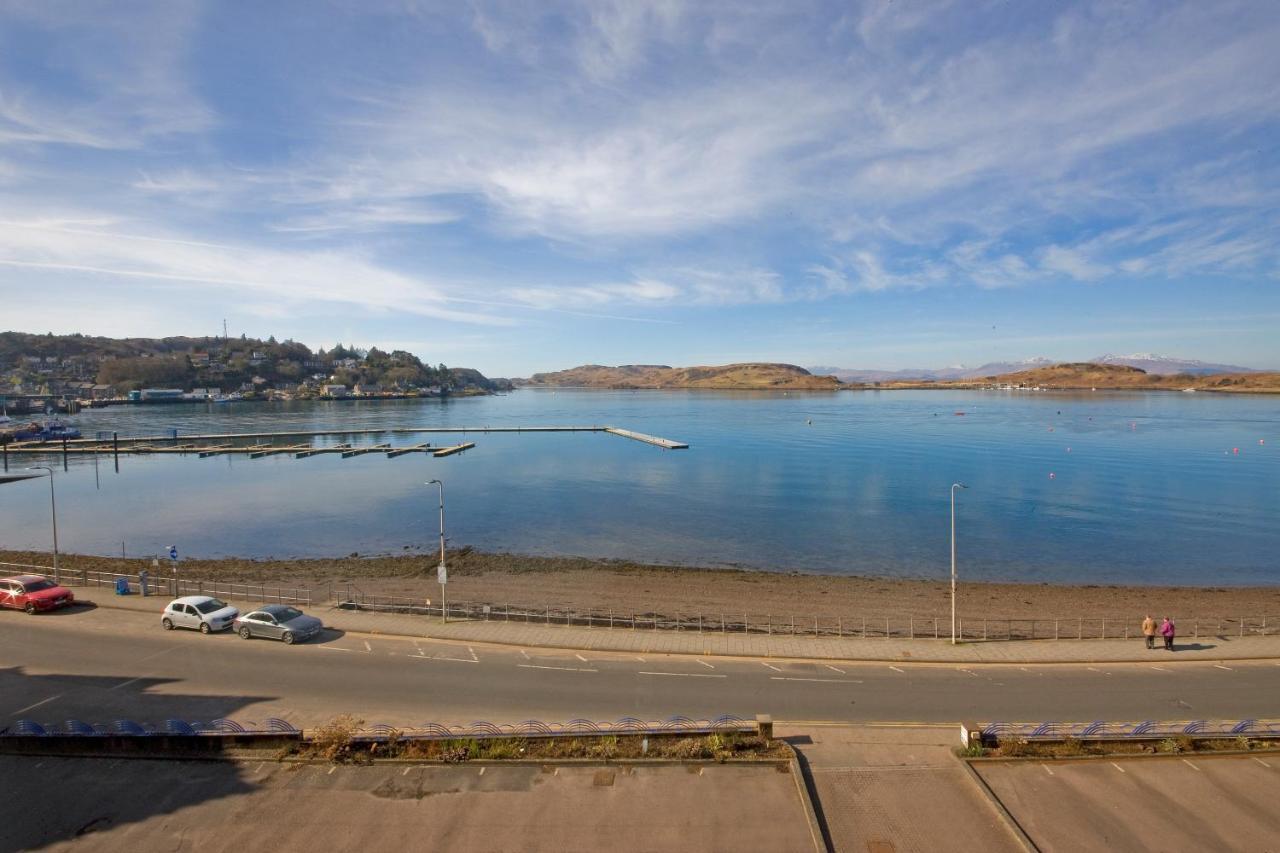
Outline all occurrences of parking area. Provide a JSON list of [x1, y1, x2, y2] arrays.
[[2, 756, 819, 853], [974, 753, 1280, 852]]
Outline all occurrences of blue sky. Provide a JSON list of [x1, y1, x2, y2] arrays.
[[0, 0, 1277, 376]]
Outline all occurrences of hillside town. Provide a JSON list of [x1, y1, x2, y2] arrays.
[[0, 332, 510, 413]]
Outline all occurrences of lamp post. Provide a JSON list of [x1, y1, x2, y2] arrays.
[[29, 466, 59, 584], [427, 479, 446, 623], [950, 482, 968, 645]]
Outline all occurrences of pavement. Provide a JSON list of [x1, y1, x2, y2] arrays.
[[1, 756, 819, 853], [974, 753, 1280, 852], [65, 584, 1280, 665], [783, 723, 1025, 853], [4, 604, 1280, 729]]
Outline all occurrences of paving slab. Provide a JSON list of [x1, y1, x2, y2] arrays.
[[974, 754, 1280, 852], [67, 585, 1280, 664], [1, 756, 818, 853], [781, 724, 1024, 853]]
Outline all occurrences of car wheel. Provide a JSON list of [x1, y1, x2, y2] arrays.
[[162, 617, 174, 630], [24, 602, 36, 615], [282, 631, 295, 645], [199, 621, 211, 635], [239, 627, 252, 640]]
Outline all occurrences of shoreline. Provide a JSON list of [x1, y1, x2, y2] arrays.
[[5, 549, 1277, 621]]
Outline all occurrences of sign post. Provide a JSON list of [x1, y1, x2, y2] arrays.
[[427, 480, 446, 623], [168, 545, 179, 596]]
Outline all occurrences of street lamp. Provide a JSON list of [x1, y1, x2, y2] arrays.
[[426, 479, 447, 623], [950, 482, 968, 645], [29, 466, 59, 584]]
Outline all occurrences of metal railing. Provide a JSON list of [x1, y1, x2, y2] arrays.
[[1, 562, 311, 606], [981, 719, 1280, 741], [334, 588, 1278, 641]]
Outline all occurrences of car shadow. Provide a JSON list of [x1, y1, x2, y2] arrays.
[[30, 601, 99, 616], [309, 627, 347, 645]]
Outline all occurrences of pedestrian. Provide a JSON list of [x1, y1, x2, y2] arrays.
[[1142, 614, 1156, 650], [138, 567, 149, 597], [1161, 616, 1176, 651]]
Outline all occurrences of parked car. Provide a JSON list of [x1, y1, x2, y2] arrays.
[[0, 575, 75, 614], [233, 604, 323, 644], [160, 596, 239, 634]]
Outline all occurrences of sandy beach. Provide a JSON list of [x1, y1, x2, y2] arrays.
[[4, 549, 1277, 622]]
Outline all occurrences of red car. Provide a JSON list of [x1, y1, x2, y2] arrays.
[[0, 575, 75, 614]]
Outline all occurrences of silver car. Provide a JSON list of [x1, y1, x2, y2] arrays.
[[161, 596, 239, 634], [233, 604, 323, 644]]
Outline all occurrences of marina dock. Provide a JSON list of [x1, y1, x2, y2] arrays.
[[0, 424, 684, 469]]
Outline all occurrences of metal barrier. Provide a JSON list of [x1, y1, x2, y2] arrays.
[[9, 714, 754, 740], [980, 719, 1280, 741], [334, 588, 1278, 641], [0, 562, 311, 606]]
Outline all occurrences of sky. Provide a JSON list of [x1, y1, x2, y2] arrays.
[[0, 0, 1277, 376]]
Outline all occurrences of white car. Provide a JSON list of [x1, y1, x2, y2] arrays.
[[160, 596, 240, 634]]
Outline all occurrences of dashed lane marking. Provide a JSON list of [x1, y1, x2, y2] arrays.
[[1181, 759, 1200, 772], [328, 766, 337, 775], [518, 664, 597, 673], [1253, 757, 1271, 768], [770, 677, 864, 684], [402, 766, 412, 776], [519, 649, 529, 659], [363, 641, 373, 653], [1213, 664, 1233, 671], [888, 666, 905, 673], [10, 695, 61, 716], [1111, 762, 1126, 774], [639, 671, 726, 679], [469, 647, 479, 662], [696, 659, 715, 669], [761, 662, 783, 672], [825, 665, 845, 674], [575, 654, 588, 662], [1150, 665, 1172, 672], [1042, 764, 1054, 776], [432, 656, 479, 664]]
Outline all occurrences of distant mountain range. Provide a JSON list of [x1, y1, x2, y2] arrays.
[[809, 354, 1262, 382]]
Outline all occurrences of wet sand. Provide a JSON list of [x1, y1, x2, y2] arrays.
[[4, 549, 1277, 621]]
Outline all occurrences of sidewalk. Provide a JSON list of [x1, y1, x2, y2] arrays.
[[70, 585, 1280, 664]]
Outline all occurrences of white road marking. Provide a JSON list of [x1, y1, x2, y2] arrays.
[[1150, 665, 1172, 673], [888, 666, 905, 673], [770, 677, 864, 684], [519, 649, 529, 659], [695, 659, 715, 669], [402, 766, 412, 776], [109, 676, 149, 691], [363, 641, 373, 653], [1111, 762, 1126, 774], [479, 767, 486, 776], [575, 654, 588, 662], [1042, 764, 1054, 776], [318, 646, 356, 652], [10, 695, 61, 716], [1252, 757, 1271, 768], [328, 766, 337, 775], [433, 656, 479, 664], [636, 656, 646, 662], [761, 662, 783, 672], [639, 671, 726, 679], [825, 665, 845, 674], [518, 664, 597, 673], [1213, 664, 1233, 671], [468, 647, 478, 662], [958, 669, 979, 677], [1181, 759, 1200, 771]]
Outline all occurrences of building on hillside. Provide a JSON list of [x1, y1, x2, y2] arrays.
[[320, 384, 349, 398], [139, 388, 185, 401], [353, 381, 382, 396]]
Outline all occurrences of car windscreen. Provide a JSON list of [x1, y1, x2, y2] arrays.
[[195, 598, 228, 614], [274, 607, 303, 622], [23, 580, 56, 592]]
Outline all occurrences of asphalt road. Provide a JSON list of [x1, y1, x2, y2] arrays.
[[3, 606, 1278, 728]]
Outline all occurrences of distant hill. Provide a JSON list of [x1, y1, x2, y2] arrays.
[[522, 363, 843, 390], [1088, 353, 1261, 376], [948, 362, 1280, 392], [813, 353, 1264, 382]]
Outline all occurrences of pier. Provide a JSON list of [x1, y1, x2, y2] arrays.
[[0, 424, 686, 470]]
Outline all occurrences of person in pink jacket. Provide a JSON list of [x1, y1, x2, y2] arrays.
[[1160, 617, 1176, 651]]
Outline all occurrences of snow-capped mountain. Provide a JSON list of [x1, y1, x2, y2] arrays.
[[1089, 354, 1259, 376], [810, 358, 1055, 383]]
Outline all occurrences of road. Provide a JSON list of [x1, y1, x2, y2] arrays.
[[3, 606, 1278, 728]]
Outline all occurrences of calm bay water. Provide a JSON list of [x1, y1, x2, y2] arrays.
[[2, 389, 1277, 586]]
